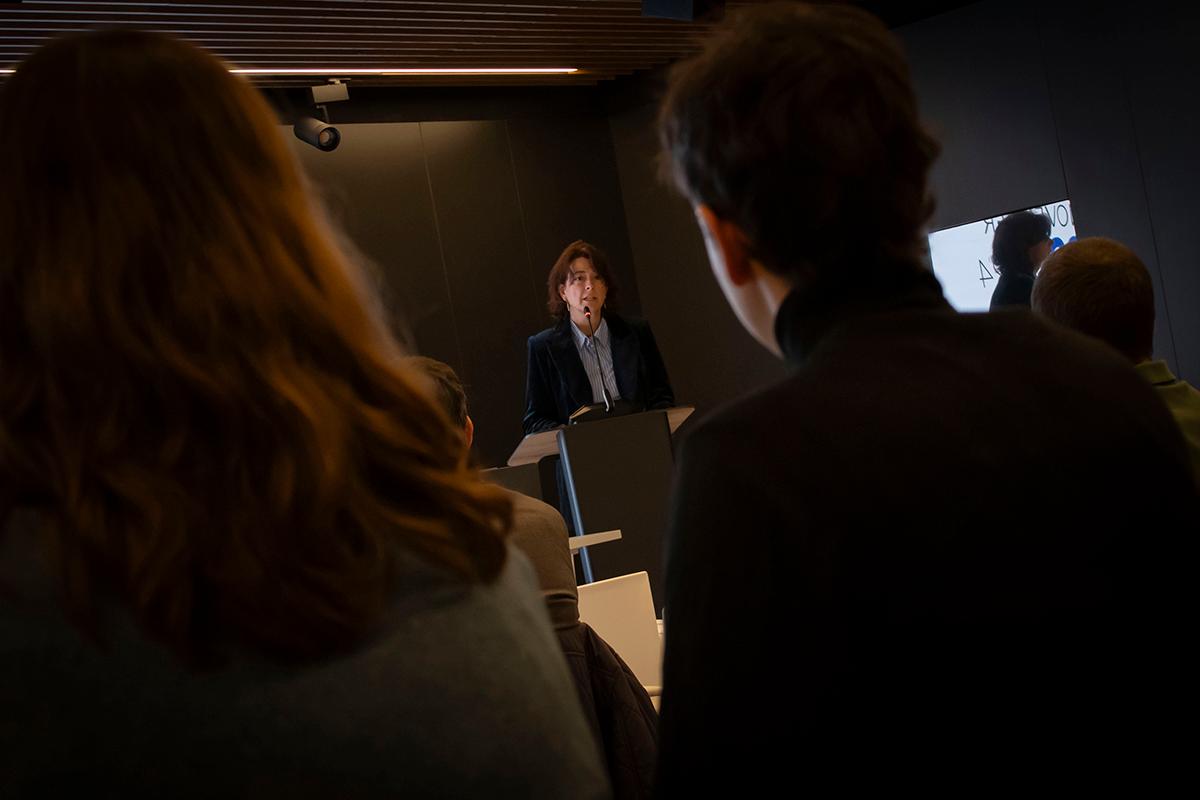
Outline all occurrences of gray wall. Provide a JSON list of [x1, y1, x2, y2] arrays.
[[605, 0, 1200, 428], [287, 100, 638, 468]]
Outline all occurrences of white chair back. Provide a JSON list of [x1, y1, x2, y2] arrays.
[[576, 571, 663, 692]]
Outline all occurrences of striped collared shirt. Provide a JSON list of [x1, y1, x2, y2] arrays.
[[570, 317, 622, 404]]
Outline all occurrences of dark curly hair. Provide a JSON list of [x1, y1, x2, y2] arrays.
[[658, 2, 941, 286], [992, 211, 1052, 275]]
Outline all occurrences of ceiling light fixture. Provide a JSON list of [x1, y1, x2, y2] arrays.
[[293, 116, 341, 152]]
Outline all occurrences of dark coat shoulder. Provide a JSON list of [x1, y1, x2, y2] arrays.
[[658, 304, 1196, 793]]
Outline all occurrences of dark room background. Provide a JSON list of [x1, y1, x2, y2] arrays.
[[286, 91, 641, 468], [284, 0, 1200, 468]]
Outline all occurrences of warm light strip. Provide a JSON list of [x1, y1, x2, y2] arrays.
[[233, 67, 580, 75], [0, 67, 580, 75]]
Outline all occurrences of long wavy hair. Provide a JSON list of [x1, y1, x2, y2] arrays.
[[0, 31, 511, 662]]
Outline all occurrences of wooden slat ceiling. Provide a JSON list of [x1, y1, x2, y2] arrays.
[[0, 1, 975, 87], [0, 0, 753, 86]]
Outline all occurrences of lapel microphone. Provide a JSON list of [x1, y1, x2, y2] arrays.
[[583, 305, 614, 412]]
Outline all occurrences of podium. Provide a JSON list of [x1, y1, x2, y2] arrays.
[[508, 406, 693, 608]]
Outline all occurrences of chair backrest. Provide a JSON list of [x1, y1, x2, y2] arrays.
[[576, 571, 662, 689], [480, 464, 543, 501]]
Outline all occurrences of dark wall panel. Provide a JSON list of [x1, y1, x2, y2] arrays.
[[290, 123, 461, 368], [287, 109, 640, 467], [507, 115, 642, 321], [421, 120, 543, 467], [1124, 2, 1200, 382], [899, 1, 1068, 231], [607, 99, 787, 424], [901, 0, 1199, 379], [1040, 1, 1178, 368]]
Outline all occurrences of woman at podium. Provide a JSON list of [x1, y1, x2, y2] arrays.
[[523, 240, 675, 434]]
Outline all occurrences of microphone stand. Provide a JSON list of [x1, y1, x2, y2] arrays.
[[583, 305, 614, 413]]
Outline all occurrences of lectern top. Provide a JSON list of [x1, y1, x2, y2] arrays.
[[507, 405, 694, 467]]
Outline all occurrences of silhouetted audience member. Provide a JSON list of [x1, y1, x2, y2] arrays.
[[407, 356, 658, 800], [0, 31, 608, 799], [1033, 237, 1200, 487], [989, 210, 1052, 309], [655, 2, 1194, 793], [406, 356, 580, 630]]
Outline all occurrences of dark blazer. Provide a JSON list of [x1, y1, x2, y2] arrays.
[[523, 312, 675, 434], [656, 269, 1196, 794], [988, 268, 1035, 310]]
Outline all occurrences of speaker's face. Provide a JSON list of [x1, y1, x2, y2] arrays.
[[560, 257, 608, 322]]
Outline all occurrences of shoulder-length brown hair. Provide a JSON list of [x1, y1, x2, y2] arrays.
[[546, 240, 620, 321], [0, 31, 511, 663]]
